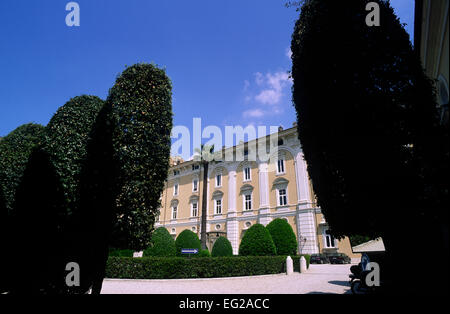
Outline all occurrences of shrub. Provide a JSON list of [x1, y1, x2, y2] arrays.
[[143, 227, 176, 257], [198, 249, 210, 257], [105, 256, 288, 279], [109, 248, 134, 257], [266, 219, 298, 256], [175, 230, 201, 256], [106, 63, 173, 251], [238, 224, 276, 256], [211, 236, 233, 257], [43, 95, 104, 216], [0, 123, 46, 212]]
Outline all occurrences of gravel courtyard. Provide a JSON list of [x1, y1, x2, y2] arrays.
[[101, 264, 354, 294]]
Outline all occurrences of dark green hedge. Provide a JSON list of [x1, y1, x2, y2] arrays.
[[109, 248, 134, 257], [266, 218, 298, 256], [293, 255, 311, 270], [239, 224, 277, 256], [175, 230, 201, 256], [105, 256, 297, 279], [211, 236, 233, 257]]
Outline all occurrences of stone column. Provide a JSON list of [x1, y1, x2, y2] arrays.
[[258, 162, 271, 226], [297, 209, 319, 255], [295, 152, 312, 207], [227, 168, 239, 254]]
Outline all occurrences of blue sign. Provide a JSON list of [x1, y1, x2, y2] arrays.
[[181, 249, 199, 254]]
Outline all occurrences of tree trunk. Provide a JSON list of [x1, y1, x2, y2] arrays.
[[200, 162, 209, 250]]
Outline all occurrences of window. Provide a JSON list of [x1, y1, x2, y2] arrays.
[[173, 183, 179, 196], [191, 202, 198, 217], [172, 206, 178, 220], [244, 194, 252, 211], [215, 199, 222, 214], [324, 230, 336, 248], [215, 224, 221, 231], [193, 179, 198, 192], [173, 170, 180, 176], [192, 164, 200, 171], [244, 167, 251, 181], [216, 174, 222, 187], [278, 188, 287, 206], [277, 159, 285, 174]]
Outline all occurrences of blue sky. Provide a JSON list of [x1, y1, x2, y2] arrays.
[[0, 0, 415, 152]]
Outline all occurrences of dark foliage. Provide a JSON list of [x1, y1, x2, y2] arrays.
[[8, 149, 68, 293], [198, 249, 211, 257], [107, 63, 173, 251], [238, 224, 277, 256], [266, 219, 298, 256], [349, 235, 371, 247], [175, 230, 202, 256], [106, 256, 289, 279], [43, 95, 104, 217], [0, 187, 9, 292], [0, 124, 45, 213], [74, 63, 173, 294], [109, 248, 134, 257], [291, 0, 448, 292], [143, 227, 176, 257], [75, 101, 120, 294], [211, 236, 233, 257]]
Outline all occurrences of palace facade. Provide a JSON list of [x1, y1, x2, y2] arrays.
[[155, 125, 358, 259]]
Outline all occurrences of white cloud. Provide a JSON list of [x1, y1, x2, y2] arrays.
[[254, 71, 291, 106], [255, 89, 281, 105], [243, 109, 265, 118], [241, 70, 291, 122], [255, 72, 264, 86]]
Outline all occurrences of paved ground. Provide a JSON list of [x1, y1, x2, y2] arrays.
[[101, 264, 354, 294]]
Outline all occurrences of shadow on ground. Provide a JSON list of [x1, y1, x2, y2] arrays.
[[328, 280, 351, 287]]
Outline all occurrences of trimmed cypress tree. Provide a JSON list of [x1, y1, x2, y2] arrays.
[[143, 227, 176, 257], [211, 236, 233, 257], [43, 95, 104, 216], [0, 123, 45, 213], [291, 0, 448, 292], [266, 219, 297, 256], [175, 230, 201, 256], [6, 96, 104, 294], [239, 224, 277, 256], [10, 149, 67, 293], [77, 63, 173, 294], [107, 63, 173, 251]]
